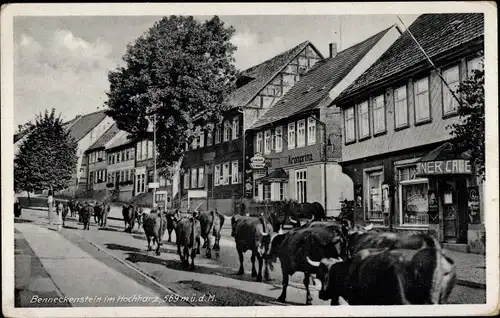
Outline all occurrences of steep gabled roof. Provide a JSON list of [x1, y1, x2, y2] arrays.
[[67, 110, 108, 142], [86, 123, 120, 152], [107, 130, 134, 151], [251, 26, 393, 129], [335, 13, 484, 103], [226, 41, 323, 108]]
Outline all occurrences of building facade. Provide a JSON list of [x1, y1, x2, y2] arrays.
[[180, 41, 324, 215], [332, 14, 485, 253], [105, 131, 137, 202], [247, 26, 401, 217]]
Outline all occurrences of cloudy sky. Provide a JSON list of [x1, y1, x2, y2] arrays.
[[13, 14, 419, 127]]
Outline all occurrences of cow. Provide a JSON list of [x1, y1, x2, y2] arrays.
[[231, 214, 276, 282], [81, 202, 93, 230], [93, 202, 104, 225], [197, 210, 225, 259], [266, 224, 346, 305], [61, 202, 70, 227], [76, 201, 85, 223], [135, 206, 145, 229], [283, 200, 327, 228], [176, 213, 201, 269], [122, 204, 137, 233], [307, 246, 457, 305], [68, 199, 76, 217], [165, 209, 182, 243], [142, 209, 167, 256]]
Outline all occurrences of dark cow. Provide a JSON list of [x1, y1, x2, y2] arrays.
[[176, 213, 201, 269], [231, 215, 275, 282], [81, 202, 93, 230], [165, 209, 182, 243], [142, 209, 167, 256], [93, 202, 104, 225], [283, 200, 327, 228], [266, 224, 346, 305], [197, 210, 225, 259], [122, 204, 137, 233], [308, 246, 457, 305], [76, 201, 86, 223], [68, 199, 77, 217]]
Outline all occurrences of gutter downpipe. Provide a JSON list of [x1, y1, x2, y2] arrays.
[[238, 107, 245, 216], [309, 115, 328, 217]]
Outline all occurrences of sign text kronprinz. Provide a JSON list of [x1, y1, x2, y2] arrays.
[[288, 153, 314, 165], [416, 159, 472, 175]]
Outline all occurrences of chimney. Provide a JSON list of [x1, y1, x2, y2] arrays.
[[329, 43, 338, 58]]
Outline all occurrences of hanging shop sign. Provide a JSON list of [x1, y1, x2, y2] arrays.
[[427, 188, 439, 224], [250, 153, 266, 169], [416, 159, 472, 176], [467, 186, 480, 224]]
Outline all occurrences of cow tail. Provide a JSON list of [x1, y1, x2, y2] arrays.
[[430, 247, 444, 304], [208, 210, 216, 237]]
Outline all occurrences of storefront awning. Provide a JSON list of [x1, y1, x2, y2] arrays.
[[416, 142, 473, 177], [255, 168, 289, 183]]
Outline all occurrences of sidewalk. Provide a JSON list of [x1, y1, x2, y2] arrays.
[[14, 220, 169, 307]]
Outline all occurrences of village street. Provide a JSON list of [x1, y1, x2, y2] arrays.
[[15, 208, 486, 307]]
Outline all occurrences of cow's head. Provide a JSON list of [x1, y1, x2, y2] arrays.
[[230, 215, 240, 237], [307, 256, 344, 301]]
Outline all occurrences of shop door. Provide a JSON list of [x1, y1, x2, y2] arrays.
[[442, 179, 468, 244]]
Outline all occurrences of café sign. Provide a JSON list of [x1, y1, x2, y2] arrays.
[[416, 159, 472, 176], [250, 153, 266, 169]]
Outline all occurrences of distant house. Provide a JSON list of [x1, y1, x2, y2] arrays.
[[332, 14, 484, 253], [248, 25, 401, 217], [180, 40, 324, 215]]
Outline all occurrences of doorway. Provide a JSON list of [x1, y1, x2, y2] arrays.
[[441, 178, 468, 244]]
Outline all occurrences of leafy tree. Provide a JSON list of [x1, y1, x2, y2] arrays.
[[447, 57, 485, 180], [105, 15, 238, 173], [14, 109, 78, 199]]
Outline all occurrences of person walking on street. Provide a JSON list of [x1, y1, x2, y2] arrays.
[[47, 189, 54, 225]]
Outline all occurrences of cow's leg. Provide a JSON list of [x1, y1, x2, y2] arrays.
[[214, 232, 221, 259], [250, 252, 258, 277], [277, 266, 289, 303], [202, 237, 207, 248], [256, 253, 264, 282], [183, 246, 190, 267], [189, 246, 196, 270], [236, 247, 244, 275], [155, 236, 161, 256], [167, 229, 172, 242], [147, 236, 152, 251], [196, 236, 201, 255], [264, 259, 271, 281], [303, 273, 313, 305]]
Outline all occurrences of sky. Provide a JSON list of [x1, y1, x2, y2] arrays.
[[13, 14, 419, 127]]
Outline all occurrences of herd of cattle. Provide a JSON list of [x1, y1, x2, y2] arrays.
[[54, 199, 457, 306]]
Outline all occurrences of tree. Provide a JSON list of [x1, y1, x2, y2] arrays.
[[447, 57, 485, 180], [14, 109, 78, 199], [16, 121, 34, 134], [105, 15, 238, 172]]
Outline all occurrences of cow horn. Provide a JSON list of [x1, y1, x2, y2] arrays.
[[364, 223, 374, 231], [261, 230, 269, 236], [289, 218, 297, 224], [278, 226, 284, 235], [306, 256, 320, 267]]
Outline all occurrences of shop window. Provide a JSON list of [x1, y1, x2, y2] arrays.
[[357, 101, 370, 139], [373, 95, 386, 134], [264, 184, 271, 201], [365, 169, 383, 220], [191, 168, 198, 189], [198, 167, 205, 188], [414, 77, 431, 123], [275, 126, 283, 152], [296, 169, 307, 203], [183, 171, 190, 190], [442, 65, 460, 116], [297, 119, 306, 147], [288, 122, 296, 149], [307, 117, 316, 145], [264, 130, 272, 154], [279, 182, 285, 201], [256, 132, 263, 154], [398, 165, 429, 226], [214, 164, 221, 186], [394, 86, 409, 128], [345, 107, 355, 143], [231, 161, 239, 184]]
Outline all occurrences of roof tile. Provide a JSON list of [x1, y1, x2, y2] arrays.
[[67, 110, 108, 142]]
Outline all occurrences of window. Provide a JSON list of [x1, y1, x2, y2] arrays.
[[215, 123, 222, 144], [442, 66, 460, 116], [373, 95, 386, 134], [288, 122, 296, 149], [223, 121, 232, 142], [398, 165, 429, 226], [232, 117, 240, 140], [116, 152, 121, 163], [275, 126, 283, 152], [108, 155, 112, 164], [366, 170, 383, 220], [89, 172, 94, 184], [307, 117, 316, 145], [394, 86, 408, 128], [231, 161, 239, 184], [357, 101, 370, 138], [141, 140, 148, 161], [414, 77, 431, 123], [296, 170, 307, 203], [198, 132, 205, 148], [264, 130, 272, 154], [191, 168, 198, 189], [279, 182, 285, 201], [256, 132, 263, 154], [467, 56, 483, 77], [198, 167, 205, 188], [159, 176, 166, 187], [207, 130, 213, 146], [183, 171, 190, 189], [222, 162, 230, 185], [140, 174, 145, 193], [264, 184, 271, 201], [345, 107, 355, 143], [192, 136, 198, 149], [297, 119, 306, 147], [148, 141, 154, 159], [214, 164, 221, 186], [136, 174, 146, 194]]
